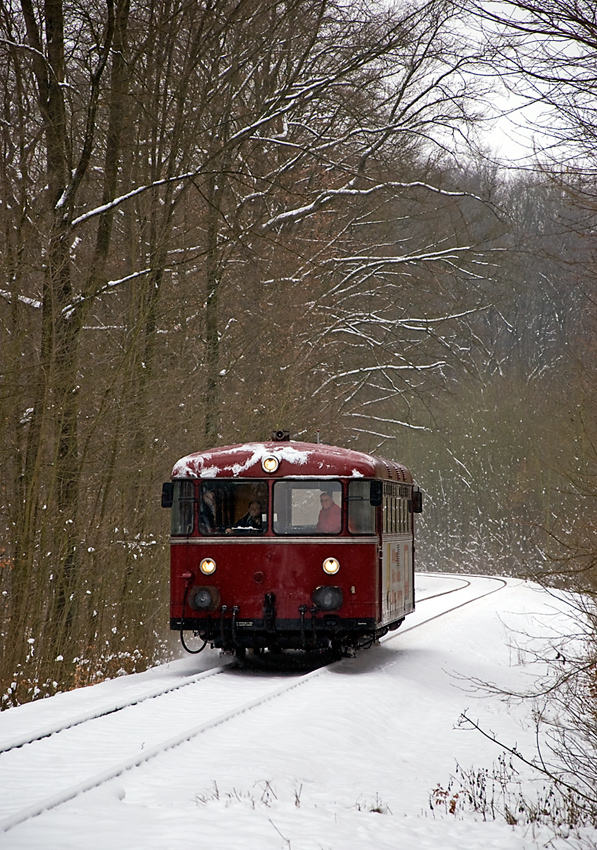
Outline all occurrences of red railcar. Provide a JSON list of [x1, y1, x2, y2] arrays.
[[162, 435, 422, 658]]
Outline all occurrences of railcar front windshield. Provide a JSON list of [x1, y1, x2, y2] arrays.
[[198, 480, 268, 535], [273, 480, 342, 535]]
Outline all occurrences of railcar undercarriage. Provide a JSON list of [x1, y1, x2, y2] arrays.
[[172, 600, 404, 658]]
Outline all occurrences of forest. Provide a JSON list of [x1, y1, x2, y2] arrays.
[[0, 0, 595, 730]]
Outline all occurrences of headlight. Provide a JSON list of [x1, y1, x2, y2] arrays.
[[262, 455, 279, 473], [312, 585, 343, 611], [199, 557, 216, 575], [193, 588, 213, 609], [189, 585, 220, 612], [322, 557, 340, 575]]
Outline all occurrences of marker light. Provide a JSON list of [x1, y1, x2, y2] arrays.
[[262, 455, 279, 473], [322, 557, 340, 575], [199, 558, 217, 576]]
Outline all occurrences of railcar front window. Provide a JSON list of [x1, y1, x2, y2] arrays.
[[273, 480, 342, 535], [171, 480, 195, 536], [347, 480, 376, 534], [198, 480, 268, 535]]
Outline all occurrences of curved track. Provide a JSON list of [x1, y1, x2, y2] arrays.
[[0, 573, 508, 834], [388, 574, 507, 640]]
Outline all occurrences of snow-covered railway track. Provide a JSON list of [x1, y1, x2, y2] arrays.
[[0, 574, 507, 835], [0, 662, 235, 756], [0, 665, 323, 834]]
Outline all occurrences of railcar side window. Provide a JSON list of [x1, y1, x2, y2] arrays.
[[347, 480, 376, 534], [171, 480, 195, 536], [273, 480, 342, 534], [381, 482, 412, 534], [198, 480, 268, 535]]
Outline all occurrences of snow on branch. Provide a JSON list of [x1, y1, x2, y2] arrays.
[[0, 37, 54, 77], [329, 245, 473, 266], [350, 427, 400, 440], [395, 307, 489, 328], [0, 289, 42, 309], [347, 413, 430, 431], [60, 269, 153, 318], [261, 183, 483, 232], [313, 360, 446, 397], [70, 174, 200, 227]]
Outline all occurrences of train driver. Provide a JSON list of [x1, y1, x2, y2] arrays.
[[233, 500, 263, 531]]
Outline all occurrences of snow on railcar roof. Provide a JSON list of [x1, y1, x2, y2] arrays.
[[171, 441, 412, 482]]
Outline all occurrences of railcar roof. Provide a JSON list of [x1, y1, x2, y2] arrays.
[[171, 441, 413, 482]]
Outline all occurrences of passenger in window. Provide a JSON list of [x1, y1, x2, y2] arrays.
[[317, 491, 341, 533], [199, 488, 216, 534], [233, 500, 263, 532]]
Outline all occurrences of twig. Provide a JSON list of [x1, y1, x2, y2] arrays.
[[460, 711, 597, 808]]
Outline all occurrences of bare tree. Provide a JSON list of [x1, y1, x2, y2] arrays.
[[465, 0, 597, 583], [0, 0, 134, 691], [0, 0, 503, 702], [168, 0, 497, 448]]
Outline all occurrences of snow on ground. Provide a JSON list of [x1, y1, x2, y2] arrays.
[[1, 575, 596, 850]]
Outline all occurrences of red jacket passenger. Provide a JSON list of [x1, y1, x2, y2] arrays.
[[316, 492, 342, 533]]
